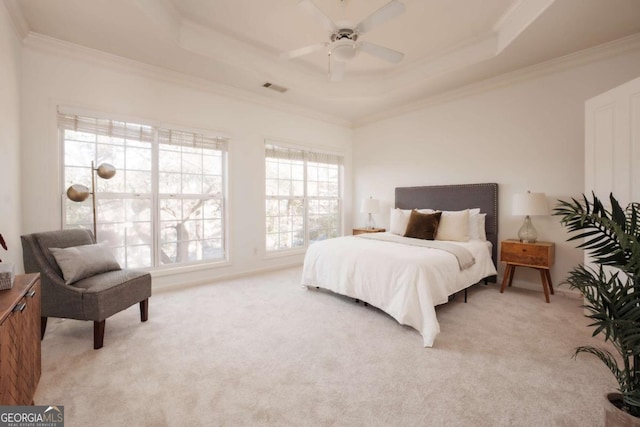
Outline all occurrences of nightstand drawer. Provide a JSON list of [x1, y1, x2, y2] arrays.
[[501, 240, 554, 268], [353, 228, 385, 235]]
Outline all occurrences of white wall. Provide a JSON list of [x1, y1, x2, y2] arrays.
[[353, 48, 640, 293], [20, 37, 353, 289], [0, 3, 22, 270]]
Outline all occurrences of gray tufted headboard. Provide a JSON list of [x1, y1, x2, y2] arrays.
[[395, 183, 499, 281]]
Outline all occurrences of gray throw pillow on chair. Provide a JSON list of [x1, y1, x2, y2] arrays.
[[50, 242, 121, 285]]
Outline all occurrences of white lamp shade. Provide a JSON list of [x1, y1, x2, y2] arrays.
[[512, 192, 549, 216], [360, 198, 380, 214]]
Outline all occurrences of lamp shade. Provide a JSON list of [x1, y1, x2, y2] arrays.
[[66, 184, 90, 202], [360, 197, 380, 214], [512, 192, 549, 216], [96, 163, 116, 179]]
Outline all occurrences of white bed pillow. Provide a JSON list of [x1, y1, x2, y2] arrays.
[[389, 208, 412, 235], [477, 213, 487, 241], [393, 207, 484, 240], [468, 209, 486, 240], [436, 209, 471, 242]]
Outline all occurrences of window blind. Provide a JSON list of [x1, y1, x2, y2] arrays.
[[158, 129, 229, 151], [58, 113, 230, 151], [265, 143, 343, 165], [58, 113, 155, 143]]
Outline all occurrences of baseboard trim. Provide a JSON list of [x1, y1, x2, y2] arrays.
[[152, 262, 304, 294], [498, 275, 582, 299]]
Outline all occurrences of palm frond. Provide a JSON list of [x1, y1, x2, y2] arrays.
[[574, 346, 624, 385], [554, 193, 640, 276]]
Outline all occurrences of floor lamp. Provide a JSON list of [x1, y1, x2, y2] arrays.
[[66, 161, 116, 240]]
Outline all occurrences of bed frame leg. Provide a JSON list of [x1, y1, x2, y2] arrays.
[[464, 289, 468, 303]]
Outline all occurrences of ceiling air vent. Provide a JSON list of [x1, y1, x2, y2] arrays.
[[262, 82, 288, 93]]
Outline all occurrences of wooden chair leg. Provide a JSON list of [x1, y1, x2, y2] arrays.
[[41, 317, 48, 340], [140, 299, 149, 322], [94, 320, 105, 350]]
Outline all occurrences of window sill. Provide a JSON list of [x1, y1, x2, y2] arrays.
[[263, 248, 306, 260], [150, 259, 231, 278]]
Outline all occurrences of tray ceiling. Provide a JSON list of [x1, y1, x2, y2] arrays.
[[8, 0, 640, 125]]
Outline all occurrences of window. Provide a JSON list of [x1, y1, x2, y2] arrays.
[[59, 113, 228, 269], [265, 143, 342, 252]]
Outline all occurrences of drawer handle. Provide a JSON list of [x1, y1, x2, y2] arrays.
[[13, 303, 26, 313], [26, 290, 36, 298]]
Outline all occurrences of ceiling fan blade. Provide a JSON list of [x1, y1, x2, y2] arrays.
[[298, 0, 338, 33], [281, 43, 327, 59], [329, 59, 346, 82], [359, 41, 404, 64], [356, 0, 405, 34]]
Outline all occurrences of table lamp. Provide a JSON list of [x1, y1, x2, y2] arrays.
[[360, 197, 380, 230], [512, 191, 549, 243]]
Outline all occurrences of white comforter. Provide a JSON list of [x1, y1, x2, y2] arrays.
[[301, 233, 497, 347]]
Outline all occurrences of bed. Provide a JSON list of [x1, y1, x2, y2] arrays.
[[301, 183, 499, 347]]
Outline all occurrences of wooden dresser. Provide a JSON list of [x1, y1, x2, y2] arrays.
[[0, 273, 41, 405]]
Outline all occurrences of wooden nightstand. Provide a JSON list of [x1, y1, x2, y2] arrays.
[[500, 240, 555, 303], [353, 228, 385, 235]]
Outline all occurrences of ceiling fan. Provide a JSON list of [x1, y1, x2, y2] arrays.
[[281, 0, 406, 81]]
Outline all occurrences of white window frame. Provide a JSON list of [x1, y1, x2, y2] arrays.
[[58, 110, 229, 269], [265, 141, 343, 255]]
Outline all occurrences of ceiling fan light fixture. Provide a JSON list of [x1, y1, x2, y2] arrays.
[[331, 39, 358, 62], [283, 0, 406, 80]]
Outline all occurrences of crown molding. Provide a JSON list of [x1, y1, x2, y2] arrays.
[[20, 28, 640, 131], [2, 0, 30, 39], [354, 33, 640, 128], [22, 32, 352, 128]]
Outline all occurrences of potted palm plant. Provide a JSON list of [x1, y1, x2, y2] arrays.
[[554, 193, 640, 426]]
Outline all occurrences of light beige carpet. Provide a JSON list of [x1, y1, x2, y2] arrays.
[[35, 267, 615, 426]]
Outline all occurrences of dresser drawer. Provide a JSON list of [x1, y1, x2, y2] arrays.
[[501, 240, 554, 268]]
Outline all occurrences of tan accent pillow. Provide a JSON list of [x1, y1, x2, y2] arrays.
[[404, 210, 442, 240], [436, 209, 470, 242], [50, 242, 121, 285]]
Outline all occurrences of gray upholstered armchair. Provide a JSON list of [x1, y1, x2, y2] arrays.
[[21, 229, 151, 349]]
